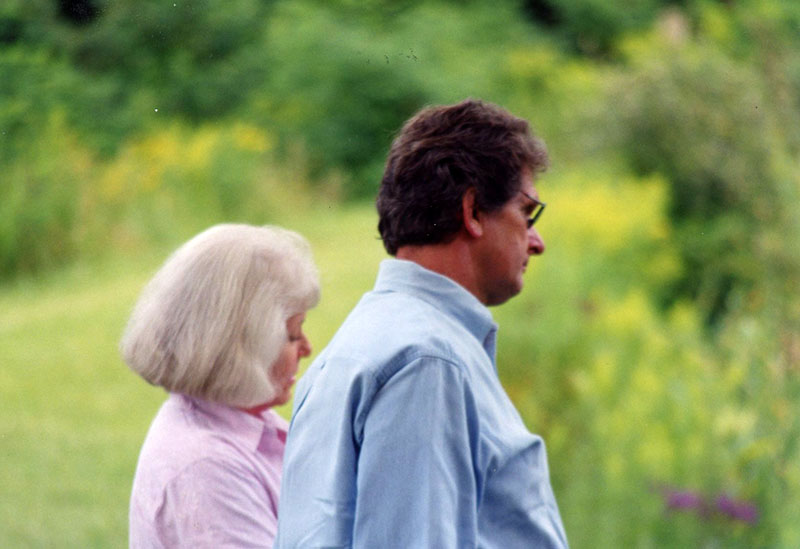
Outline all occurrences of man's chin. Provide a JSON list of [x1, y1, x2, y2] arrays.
[[486, 285, 522, 307]]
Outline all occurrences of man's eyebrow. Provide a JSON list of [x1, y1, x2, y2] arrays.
[[519, 189, 541, 204]]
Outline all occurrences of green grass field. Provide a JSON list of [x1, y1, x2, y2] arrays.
[[0, 204, 385, 547]]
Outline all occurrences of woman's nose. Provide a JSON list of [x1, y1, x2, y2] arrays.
[[300, 337, 312, 357]]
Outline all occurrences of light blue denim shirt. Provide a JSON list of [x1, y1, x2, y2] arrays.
[[276, 259, 568, 548]]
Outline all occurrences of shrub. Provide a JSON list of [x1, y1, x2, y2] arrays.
[[252, 0, 541, 198], [611, 26, 800, 324], [496, 167, 791, 547], [522, 0, 665, 56], [91, 122, 313, 251], [0, 114, 93, 278]]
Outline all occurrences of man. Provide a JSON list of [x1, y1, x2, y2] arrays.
[[276, 99, 568, 548]]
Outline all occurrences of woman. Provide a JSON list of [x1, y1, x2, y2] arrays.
[[121, 223, 319, 548]]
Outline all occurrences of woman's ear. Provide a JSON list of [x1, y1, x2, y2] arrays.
[[461, 187, 483, 238]]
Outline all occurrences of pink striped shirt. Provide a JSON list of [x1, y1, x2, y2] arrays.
[[129, 393, 287, 548]]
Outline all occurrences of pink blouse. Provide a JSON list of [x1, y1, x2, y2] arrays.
[[129, 393, 287, 548]]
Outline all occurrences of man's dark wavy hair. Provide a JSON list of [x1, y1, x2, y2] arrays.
[[377, 99, 548, 255]]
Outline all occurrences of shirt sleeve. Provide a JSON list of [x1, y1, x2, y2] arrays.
[[353, 356, 480, 548], [156, 458, 278, 548]]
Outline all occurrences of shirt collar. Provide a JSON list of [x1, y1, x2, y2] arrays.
[[179, 394, 288, 454], [374, 259, 499, 362]]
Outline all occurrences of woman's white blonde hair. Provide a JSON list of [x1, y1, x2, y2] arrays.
[[120, 223, 320, 407]]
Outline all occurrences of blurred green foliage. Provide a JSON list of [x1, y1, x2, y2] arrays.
[[0, 113, 91, 277], [612, 21, 800, 323], [2, 0, 800, 546], [523, 0, 664, 55], [498, 167, 799, 547]]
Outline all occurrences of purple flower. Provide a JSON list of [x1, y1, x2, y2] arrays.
[[657, 484, 759, 527], [715, 494, 759, 524], [664, 489, 705, 511]]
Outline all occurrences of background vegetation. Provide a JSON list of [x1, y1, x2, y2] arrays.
[[2, 0, 799, 546]]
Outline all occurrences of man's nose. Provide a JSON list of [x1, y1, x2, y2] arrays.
[[528, 227, 545, 255]]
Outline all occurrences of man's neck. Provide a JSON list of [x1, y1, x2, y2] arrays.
[[395, 238, 486, 304]]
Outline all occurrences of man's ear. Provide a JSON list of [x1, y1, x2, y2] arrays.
[[462, 187, 483, 238]]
